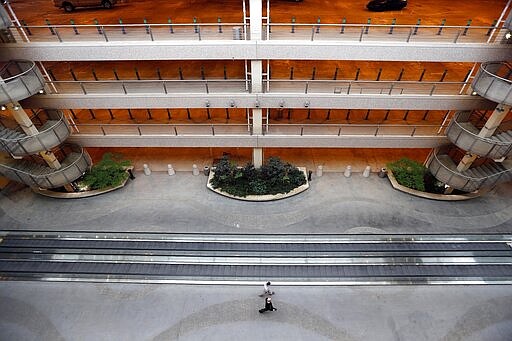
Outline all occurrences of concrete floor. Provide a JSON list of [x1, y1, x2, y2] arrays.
[[1, 282, 512, 341]]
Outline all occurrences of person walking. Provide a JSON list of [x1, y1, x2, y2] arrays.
[[259, 296, 277, 313], [263, 281, 273, 295]]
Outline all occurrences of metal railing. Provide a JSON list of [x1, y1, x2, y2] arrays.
[[43, 79, 468, 97], [471, 62, 512, 105], [71, 123, 447, 137], [7, 22, 247, 43], [3, 21, 505, 44], [44, 79, 249, 95], [0, 143, 92, 188], [446, 111, 512, 159], [266, 23, 503, 44], [267, 79, 466, 96], [0, 109, 71, 156], [0, 60, 45, 104], [429, 148, 512, 192]]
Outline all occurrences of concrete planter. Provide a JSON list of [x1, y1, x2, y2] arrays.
[[33, 168, 133, 199], [387, 170, 482, 201], [207, 167, 309, 202]]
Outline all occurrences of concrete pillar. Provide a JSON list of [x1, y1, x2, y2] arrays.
[[253, 148, 263, 168], [455, 104, 510, 172], [248, 0, 264, 169], [478, 104, 510, 138], [249, 0, 262, 41], [8, 102, 39, 136], [250, 60, 263, 93], [9, 102, 62, 169]]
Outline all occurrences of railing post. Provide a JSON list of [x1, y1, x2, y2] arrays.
[[412, 18, 421, 35], [93, 19, 102, 34], [463, 19, 472, 36], [389, 18, 396, 34], [168, 18, 174, 33], [119, 18, 126, 34], [20, 20, 32, 36], [217, 17, 222, 33], [45, 19, 56, 35], [193, 17, 198, 33], [486, 19, 497, 36], [310, 26, 315, 41], [437, 19, 446, 35], [340, 18, 346, 34], [364, 18, 370, 34], [144, 18, 150, 34], [316, 17, 321, 33], [291, 16, 295, 33], [70, 19, 79, 35]]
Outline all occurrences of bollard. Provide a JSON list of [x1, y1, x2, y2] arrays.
[[203, 166, 210, 176], [316, 165, 323, 177], [307, 170, 312, 181], [363, 165, 371, 178], [143, 164, 151, 176], [192, 164, 200, 176], [344, 165, 352, 178], [167, 164, 175, 176], [378, 167, 387, 178]]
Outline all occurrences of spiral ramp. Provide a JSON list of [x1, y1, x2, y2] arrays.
[[0, 59, 91, 189], [429, 62, 512, 192]]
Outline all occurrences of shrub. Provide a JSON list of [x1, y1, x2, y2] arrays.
[[210, 156, 306, 197], [387, 158, 427, 191], [81, 153, 132, 190]]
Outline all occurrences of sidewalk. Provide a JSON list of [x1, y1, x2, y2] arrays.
[[0, 170, 511, 234]]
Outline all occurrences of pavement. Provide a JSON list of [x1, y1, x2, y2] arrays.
[[0, 170, 512, 341], [0, 170, 511, 234]]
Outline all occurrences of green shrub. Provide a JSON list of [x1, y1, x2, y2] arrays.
[[387, 158, 427, 191], [81, 153, 132, 190], [210, 156, 306, 197]]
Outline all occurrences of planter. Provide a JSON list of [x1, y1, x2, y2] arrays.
[[33, 168, 133, 199], [207, 167, 310, 202], [387, 170, 483, 201]]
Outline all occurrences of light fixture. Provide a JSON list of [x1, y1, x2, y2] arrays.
[[38, 89, 44, 94], [255, 101, 260, 108], [0, 105, 6, 111], [279, 101, 285, 108], [304, 101, 310, 108], [205, 100, 210, 107], [229, 100, 235, 107], [471, 91, 478, 96], [13, 105, 20, 110], [506, 31, 512, 40]]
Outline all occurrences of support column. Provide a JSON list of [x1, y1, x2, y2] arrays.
[[249, 0, 264, 168], [7, 101, 62, 169], [456, 104, 510, 172]]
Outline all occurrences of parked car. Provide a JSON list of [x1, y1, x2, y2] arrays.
[[367, 0, 407, 11], [53, 0, 117, 12]]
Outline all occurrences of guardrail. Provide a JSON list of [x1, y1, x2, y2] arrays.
[[43, 79, 468, 97], [0, 143, 91, 188], [447, 111, 512, 159], [471, 62, 512, 105], [266, 23, 502, 44], [0, 109, 71, 156], [4, 22, 504, 44], [0, 60, 45, 104], [71, 123, 447, 137]]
